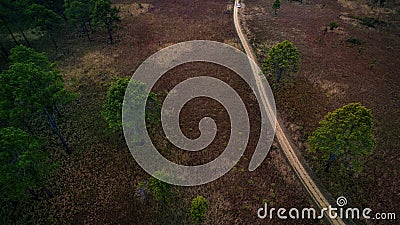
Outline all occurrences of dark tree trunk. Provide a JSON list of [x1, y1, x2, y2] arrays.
[[44, 109, 72, 155], [55, 130, 71, 155], [107, 25, 113, 44], [15, 23, 32, 48], [62, 12, 68, 22], [325, 153, 337, 172], [88, 19, 92, 31], [0, 41, 9, 63], [49, 32, 58, 49], [276, 68, 283, 83], [29, 189, 40, 201], [81, 21, 92, 42], [4, 23, 19, 45]]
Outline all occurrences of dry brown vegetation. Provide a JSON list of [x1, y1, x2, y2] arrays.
[[8, 0, 326, 224], [7, 0, 399, 224], [241, 0, 399, 224]]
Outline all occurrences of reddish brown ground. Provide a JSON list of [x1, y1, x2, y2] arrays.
[[241, 0, 399, 224], [11, 0, 328, 224]]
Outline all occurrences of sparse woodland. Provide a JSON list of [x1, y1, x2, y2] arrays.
[[0, 0, 399, 224]]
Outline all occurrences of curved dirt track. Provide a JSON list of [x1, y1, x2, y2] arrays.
[[233, 1, 346, 225]]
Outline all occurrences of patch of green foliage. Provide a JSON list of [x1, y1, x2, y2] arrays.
[[0, 45, 75, 153], [102, 77, 161, 132], [148, 171, 173, 203], [272, 0, 280, 15], [329, 21, 338, 30], [262, 40, 299, 84]]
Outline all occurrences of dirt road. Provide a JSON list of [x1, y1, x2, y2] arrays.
[[233, 1, 346, 224]]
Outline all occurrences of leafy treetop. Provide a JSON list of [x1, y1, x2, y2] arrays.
[[262, 40, 299, 84], [308, 102, 375, 174]]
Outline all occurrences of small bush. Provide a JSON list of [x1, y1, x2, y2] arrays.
[[189, 196, 209, 224], [347, 37, 363, 45], [328, 22, 338, 30], [148, 171, 173, 203]]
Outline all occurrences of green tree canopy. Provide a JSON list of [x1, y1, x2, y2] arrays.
[[0, 127, 56, 201], [262, 40, 299, 84], [103, 77, 131, 131], [307, 103, 375, 174], [148, 171, 173, 203], [0, 45, 75, 154], [8, 45, 54, 70], [102, 77, 160, 132], [64, 0, 95, 41], [27, 4, 63, 49]]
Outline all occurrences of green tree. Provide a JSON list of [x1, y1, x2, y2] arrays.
[[262, 40, 299, 84], [0, 0, 32, 47], [189, 196, 209, 224], [272, 0, 280, 15], [102, 77, 131, 131], [307, 103, 375, 174], [93, 0, 121, 44], [0, 127, 56, 201], [0, 46, 76, 154], [27, 4, 63, 49], [102, 77, 160, 132]]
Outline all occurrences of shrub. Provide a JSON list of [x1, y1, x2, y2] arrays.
[[349, 15, 387, 28], [328, 22, 338, 30], [189, 196, 209, 224], [148, 171, 173, 203], [347, 37, 363, 45]]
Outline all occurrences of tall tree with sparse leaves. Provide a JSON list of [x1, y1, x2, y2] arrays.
[[308, 103, 375, 174], [262, 40, 299, 84], [103, 77, 160, 132], [0, 45, 76, 154], [27, 4, 63, 49], [64, 0, 95, 42], [0, 127, 57, 201]]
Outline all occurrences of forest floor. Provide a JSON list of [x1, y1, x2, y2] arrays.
[[241, 0, 400, 224], [10, 0, 322, 224]]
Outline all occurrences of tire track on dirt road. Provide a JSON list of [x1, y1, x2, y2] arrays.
[[233, 1, 347, 224]]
